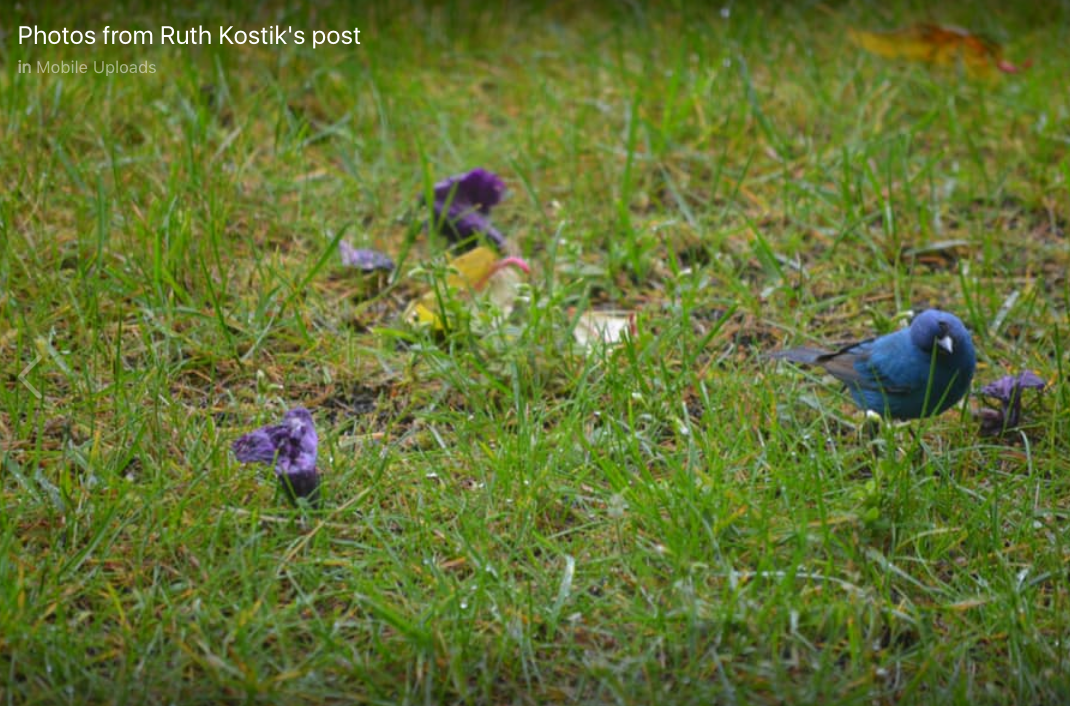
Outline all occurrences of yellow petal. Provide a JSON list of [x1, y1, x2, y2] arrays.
[[404, 247, 524, 331], [849, 24, 1005, 77]]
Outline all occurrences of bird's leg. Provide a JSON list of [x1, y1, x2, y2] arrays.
[[861, 409, 885, 459], [905, 425, 928, 466]]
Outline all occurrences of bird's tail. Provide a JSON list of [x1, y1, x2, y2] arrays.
[[767, 347, 831, 365]]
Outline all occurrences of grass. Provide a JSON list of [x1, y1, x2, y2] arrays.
[[2, 0, 1069, 703]]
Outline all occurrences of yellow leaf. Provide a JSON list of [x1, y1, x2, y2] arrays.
[[404, 247, 530, 331], [849, 24, 1029, 77]]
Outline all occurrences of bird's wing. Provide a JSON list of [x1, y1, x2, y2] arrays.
[[767, 346, 831, 364], [817, 340, 912, 395], [771, 339, 910, 395]]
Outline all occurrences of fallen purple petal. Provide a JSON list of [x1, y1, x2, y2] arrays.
[[1014, 369, 1046, 390], [427, 168, 508, 251], [232, 407, 320, 507], [339, 241, 395, 273], [980, 370, 1046, 401], [977, 369, 1046, 438], [976, 407, 1006, 438], [441, 211, 507, 251], [980, 377, 1013, 401], [433, 168, 505, 215]]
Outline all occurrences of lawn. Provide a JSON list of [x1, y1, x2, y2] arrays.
[[2, 1, 1069, 703]]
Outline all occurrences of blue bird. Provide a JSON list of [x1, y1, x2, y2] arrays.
[[770, 309, 977, 420]]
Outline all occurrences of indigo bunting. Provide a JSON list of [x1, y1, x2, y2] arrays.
[[770, 309, 977, 420], [232, 407, 321, 507]]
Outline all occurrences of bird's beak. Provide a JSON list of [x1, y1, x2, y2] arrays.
[[936, 334, 953, 354]]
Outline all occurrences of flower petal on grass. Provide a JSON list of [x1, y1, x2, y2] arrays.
[[848, 23, 1030, 78], [572, 310, 637, 351], [404, 247, 531, 331], [980, 370, 1046, 400], [232, 407, 321, 507], [339, 241, 395, 273], [428, 168, 508, 251], [977, 370, 1047, 438]]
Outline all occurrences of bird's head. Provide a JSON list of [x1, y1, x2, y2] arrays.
[[910, 309, 972, 358]]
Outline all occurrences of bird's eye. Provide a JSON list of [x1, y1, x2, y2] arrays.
[[938, 321, 950, 336]]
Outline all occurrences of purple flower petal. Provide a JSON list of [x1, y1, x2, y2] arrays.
[[428, 168, 508, 251], [232, 426, 287, 465], [1015, 370, 1046, 390], [980, 370, 1046, 401], [232, 408, 320, 505], [976, 407, 1006, 437], [339, 242, 395, 273], [980, 376, 1016, 401], [434, 168, 505, 215], [441, 211, 508, 251], [977, 369, 1046, 436]]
